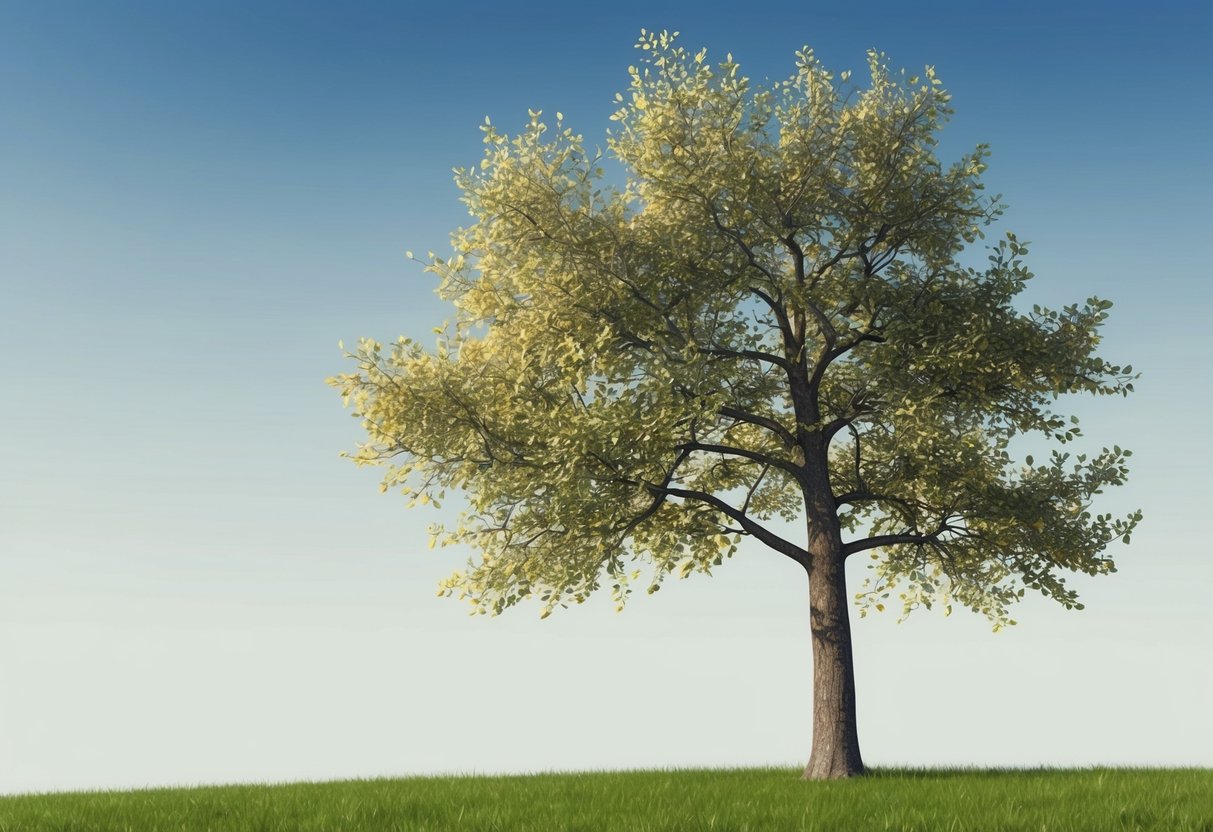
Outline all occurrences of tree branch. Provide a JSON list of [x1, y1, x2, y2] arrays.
[[834, 490, 916, 514], [822, 416, 853, 443], [842, 521, 951, 558], [656, 485, 808, 567], [748, 285, 799, 357], [742, 464, 770, 514], [719, 406, 797, 447], [699, 345, 793, 372], [706, 202, 778, 284], [676, 440, 806, 482], [808, 330, 886, 395], [616, 448, 692, 540], [847, 421, 865, 493]]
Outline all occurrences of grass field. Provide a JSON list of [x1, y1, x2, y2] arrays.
[[1, 767, 1210, 831]]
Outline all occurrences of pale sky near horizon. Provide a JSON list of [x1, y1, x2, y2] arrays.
[[2, 0, 1211, 796]]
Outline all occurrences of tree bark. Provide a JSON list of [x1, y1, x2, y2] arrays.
[[789, 330, 864, 779], [801, 471, 865, 779]]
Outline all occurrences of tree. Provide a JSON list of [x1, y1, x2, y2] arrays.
[[329, 32, 1141, 779]]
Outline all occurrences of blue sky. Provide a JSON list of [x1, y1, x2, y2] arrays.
[[1, 0, 1210, 794]]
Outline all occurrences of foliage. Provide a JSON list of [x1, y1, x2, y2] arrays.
[[330, 31, 1140, 627]]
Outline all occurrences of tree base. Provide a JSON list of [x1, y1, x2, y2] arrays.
[[801, 759, 865, 780]]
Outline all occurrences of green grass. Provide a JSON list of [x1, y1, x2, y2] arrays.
[[2, 767, 1210, 831]]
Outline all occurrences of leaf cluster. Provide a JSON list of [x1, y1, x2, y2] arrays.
[[330, 32, 1140, 625]]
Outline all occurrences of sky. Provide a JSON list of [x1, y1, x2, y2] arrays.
[[1, 0, 1211, 795]]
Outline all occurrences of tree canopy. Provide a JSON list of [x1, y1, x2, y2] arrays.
[[330, 31, 1140, 631]]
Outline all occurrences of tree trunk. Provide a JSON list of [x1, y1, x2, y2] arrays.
[[802, 513, 865, 779]]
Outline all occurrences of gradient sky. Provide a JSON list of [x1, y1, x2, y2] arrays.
[[1, 0, 1210, 795]]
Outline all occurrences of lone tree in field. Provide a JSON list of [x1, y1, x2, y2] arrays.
[[331, 32, 1141, 779]]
